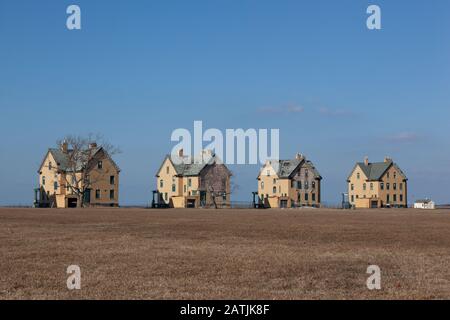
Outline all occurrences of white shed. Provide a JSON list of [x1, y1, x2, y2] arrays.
[[414, 199, 436, 210]]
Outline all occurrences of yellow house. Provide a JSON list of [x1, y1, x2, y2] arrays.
[[35, 142, 120, 208], [257, 153, 322, 208], [347, 157, 408, 208], [154, 149, 232, 208]]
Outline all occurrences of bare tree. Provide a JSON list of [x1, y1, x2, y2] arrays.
[[55, 134, 120, 208], [207, 179, 238, 209]]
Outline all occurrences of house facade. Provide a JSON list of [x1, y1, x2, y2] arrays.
[[35, 142, 120, 208], [347, 157, 408, 208], [257, 153, 322, 208], [154, 149, 232, 208]]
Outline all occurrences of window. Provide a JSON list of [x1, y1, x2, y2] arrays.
[[110, 190, 115, 200], [305, 193, 309, 201], [222, 193, 227, 201], [95, 189, 101, 199], [297, 181, 302, 189], [164, 193, 168, 201], [97, 161, 103, 169], [387, 172, 390, 179], [400, 183, 403, 190], [357, 172, 360, 179], [386, 194, 390, 203], [312, 181, 316, 189], [386, 183, 390, 190], [394, 172, 397, 179], [166, 166, 169, 174], [363, 183, 366, 191], [380, 182, 384, 190], [312, 193, 316, 201], [110, 176, 115, 185], [261, 181, 264, 190], [273, 178, 276, 184], [351, 195, 354, 202], [172, 184, 176, 192], [160, 180, 163, 188], [48, 162, 52, 170], [370, 183, 373, 191], [42, 176, 46, 185], [351, 184, 354, 191], [393, 183, 397, 190], [273, 186, 277, 194], [188, 178, 192, 187], [54, 181, 58, 191], [400, 195, 403, 202], [393, 194, 397, 202], [266, 170, 270, 176], [305, 169, 309, 177], [305, 181, 309, 190]]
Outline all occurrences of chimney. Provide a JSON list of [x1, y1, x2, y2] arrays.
[[295, 153, 304, 160], [384, 157, 392, 163], [364, 156, 369, 166], [178, 148, 184, 157], [61, 140, 68, 153], [89, 142, 97, 149]]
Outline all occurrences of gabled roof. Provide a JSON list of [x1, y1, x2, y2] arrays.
[[415, 199, 433, 204], [156, 153, 230, 177], [39, 147, 120, 173], [259, 158, 322, 179], [349, 160, 406, 181], [277, 159, 302, 178]]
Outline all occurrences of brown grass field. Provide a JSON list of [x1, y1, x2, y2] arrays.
[[0, 207, 449, 300]]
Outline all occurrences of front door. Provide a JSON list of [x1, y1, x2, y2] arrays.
[[187, 199, 196, 208]]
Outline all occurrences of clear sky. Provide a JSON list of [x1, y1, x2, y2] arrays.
[[0, 0, 449, 206]]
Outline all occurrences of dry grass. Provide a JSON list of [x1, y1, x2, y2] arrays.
[[0, 207, 449, 300]]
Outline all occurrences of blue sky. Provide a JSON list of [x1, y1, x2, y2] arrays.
[[0, 0, 449, 205]]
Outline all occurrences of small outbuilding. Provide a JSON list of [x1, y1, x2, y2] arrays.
[[414, 199, 436, 210]]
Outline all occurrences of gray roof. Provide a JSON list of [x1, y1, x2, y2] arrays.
[[158, 154, 230, 177], [415, 199, 433, 204], [41, 147, 119, 173], [173, 162, 208, 176], [354, 161, 406, 181], [277, 159, 302, 178], [268, 158, 321, 179]]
